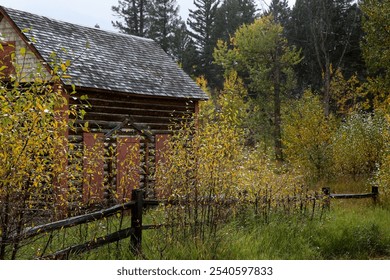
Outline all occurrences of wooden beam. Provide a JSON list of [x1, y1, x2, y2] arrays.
[[10, 201, 136, 242], [39, 227, 134, 260]]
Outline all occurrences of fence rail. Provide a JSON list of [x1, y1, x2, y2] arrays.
[[322, 186, 379, 208], [10, 201, 136, 243], [5, 192, 144, 259]]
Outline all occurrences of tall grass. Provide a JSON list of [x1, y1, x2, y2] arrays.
[[75, 203, 390, 260], [139, 205, 390, 260]]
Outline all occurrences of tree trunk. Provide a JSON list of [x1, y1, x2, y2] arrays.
[[274, 61, 283, 162], [132, 0, 139, 35], [323, 59, 331, 117], [140, 0, 145, 36], [0, 193, 10, 260]]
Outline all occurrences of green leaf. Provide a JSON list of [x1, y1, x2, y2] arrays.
[[20, 47, 26, 56]]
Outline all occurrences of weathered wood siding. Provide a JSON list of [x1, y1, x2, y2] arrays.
[[68, 89, 197, 205], [0, 17, 47, 80]]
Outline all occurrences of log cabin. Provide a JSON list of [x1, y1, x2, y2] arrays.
[[0, 6, 207, 210]]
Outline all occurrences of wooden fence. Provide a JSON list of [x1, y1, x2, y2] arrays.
[[322, 186, 379, 209], [3, 189, 152, 259], [4, 187, 380, 259]]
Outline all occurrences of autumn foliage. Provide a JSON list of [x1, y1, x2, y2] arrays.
[[154, 75, 321, 243], [0, 44, 86, 259]]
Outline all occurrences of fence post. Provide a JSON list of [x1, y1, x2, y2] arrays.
[[131, 189, 144, 256], [322, 187, 331, 210], [372, 186, 379, 205]]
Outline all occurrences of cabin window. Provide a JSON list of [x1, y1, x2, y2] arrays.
[[0, 41, 15, 78]]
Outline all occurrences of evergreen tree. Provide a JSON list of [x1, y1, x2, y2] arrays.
[[112, 0, 187, 61], [265, 0, 291, 26], [187, 0, 220, 87], [213, 0, 257, 43], [171, 22, 200, 77], [209, 0, 257, 89], [112, 0, 151, 37], [148, 0, 182, 54]]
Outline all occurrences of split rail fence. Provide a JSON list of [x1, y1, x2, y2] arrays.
[[3, 187, 379, 259], [322, 186, 379, 209]]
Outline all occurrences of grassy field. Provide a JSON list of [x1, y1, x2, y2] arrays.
[[139, 205, 390, 260], [64, 202, 389, 260]]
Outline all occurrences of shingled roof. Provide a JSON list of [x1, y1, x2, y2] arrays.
[[0, 6, 207, 100]]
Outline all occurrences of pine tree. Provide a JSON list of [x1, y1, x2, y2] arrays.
[[187, 0, 220, 86], [112, 0, 185, 59], [171, 22, 200, 77], [265, 0, 290, 27], [148, 0, 182, 53], [112, 0, 151, 37], [213, 0, 257, 43]]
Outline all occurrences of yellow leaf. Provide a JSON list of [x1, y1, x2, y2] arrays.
[[20, 47, 26, 56], [36, 102, 44, 111]]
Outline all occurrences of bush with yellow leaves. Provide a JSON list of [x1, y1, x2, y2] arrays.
[[0, 45, 87, 259], [154, 77, 320, 244], [283, 90, 335, 182]]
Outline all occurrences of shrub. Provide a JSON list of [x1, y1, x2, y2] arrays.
[[155, 97, 319, 243], [282, 90, 335, 182], [375, 114, 390, 204], [332, 112, 385, 178]]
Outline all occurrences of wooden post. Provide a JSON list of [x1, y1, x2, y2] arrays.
[[322, 187, 331, 210], [372, 186, 379, 205], [130, 189, 144, 256]]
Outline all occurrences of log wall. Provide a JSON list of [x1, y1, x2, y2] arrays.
[[68, 89, 197, 206]]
